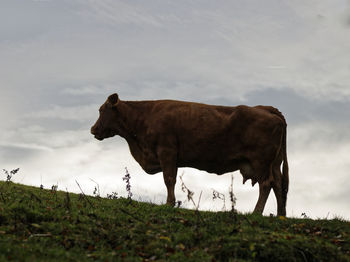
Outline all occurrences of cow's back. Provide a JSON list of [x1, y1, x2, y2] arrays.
[[144, 100, 232, 128]]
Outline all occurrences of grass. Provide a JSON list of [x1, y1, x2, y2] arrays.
[[0, 181, 349, 262]]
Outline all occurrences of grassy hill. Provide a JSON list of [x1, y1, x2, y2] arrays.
[[0, 181, 349, 261]]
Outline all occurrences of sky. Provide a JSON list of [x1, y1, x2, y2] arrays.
[[1, 0, 350, 219]]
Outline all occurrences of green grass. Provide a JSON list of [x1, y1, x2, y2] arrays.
[[0, 181, 349, 261]]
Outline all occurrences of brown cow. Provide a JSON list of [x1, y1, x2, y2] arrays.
[[91, 93, 289, 216]]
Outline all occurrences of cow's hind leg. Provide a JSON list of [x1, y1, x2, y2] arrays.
[[254, 179, 272, 214], [252, 162, 273, 214], [272, 164, 286, 216], [158, 148, 178, 206]]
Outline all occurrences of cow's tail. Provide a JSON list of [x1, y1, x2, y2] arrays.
[[281, 124, 289, 206]]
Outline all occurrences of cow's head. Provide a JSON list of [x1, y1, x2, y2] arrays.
[[91, 93, 121, 141]]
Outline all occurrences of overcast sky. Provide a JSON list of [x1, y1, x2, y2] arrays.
[[1, 0, 350, 219]]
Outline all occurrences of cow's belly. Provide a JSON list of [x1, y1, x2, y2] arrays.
[[129, 135, 258, 177], [138, 148, 255, 180], [178, 155, 243, 175], [184, 162, 240, 175], [179, 158, 256, 185]]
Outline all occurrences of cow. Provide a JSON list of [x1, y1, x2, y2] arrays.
[[91, 93, 289, 216]]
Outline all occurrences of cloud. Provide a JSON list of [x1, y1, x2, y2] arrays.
[[62, 85, 114, 96], [77, 0, 163, 27], [2, 0, 349, 117], [242, 88, 350, 126], [24, 104, 99, 122]]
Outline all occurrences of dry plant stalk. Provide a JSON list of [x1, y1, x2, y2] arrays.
[[90, 178, 101, 198], [123, 167, 133, 201], [75, 180, 94, 208], [229, 174, 237, 212], [212, 189, 226, 211], [179, 173, 202, 210]]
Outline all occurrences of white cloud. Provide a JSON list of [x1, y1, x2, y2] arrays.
[[78, 0, 163, 27], [0, 143, 53, 153], [24, 104, 98, 122], [62, 85, 114, 96], [2, 0, 349, 109]]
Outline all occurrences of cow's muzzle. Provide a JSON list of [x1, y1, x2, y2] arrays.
[[93, 135, 104, 141], [91, 126, 104, 141]]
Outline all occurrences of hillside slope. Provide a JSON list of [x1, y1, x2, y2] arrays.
[[0, 181, 349, 261]]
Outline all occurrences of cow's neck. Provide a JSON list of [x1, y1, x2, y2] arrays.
[[116, 101, 150, 143], [117, 101, 148, 137], [116, 101, 152, 164]]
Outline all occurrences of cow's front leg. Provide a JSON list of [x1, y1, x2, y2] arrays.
[[158, 147, 178, 206], [163, 166, 177, 206]]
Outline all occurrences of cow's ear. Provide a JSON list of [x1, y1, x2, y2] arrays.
[[108, 93, 119, 107]]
